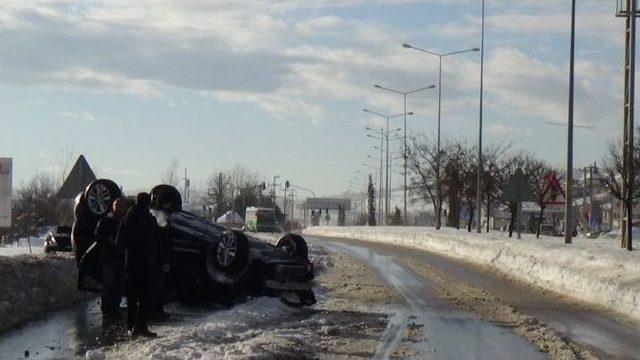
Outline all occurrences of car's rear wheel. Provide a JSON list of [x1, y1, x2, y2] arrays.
[[150, 184, 182, 213], [206, 230, 250, 285], [83, 179, 122, 221], [276, 234, 309, 260]]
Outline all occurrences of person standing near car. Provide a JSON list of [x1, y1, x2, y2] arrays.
[[95, 196, 130, 320], [117, 192, 159, 338], [149, 197, 173, 321]]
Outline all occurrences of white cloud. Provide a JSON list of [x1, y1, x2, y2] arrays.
[[59, 110, 99, 123], [52, 68, 162, 98], [213, 90, 329, 125], [0, 0, 627, 130]]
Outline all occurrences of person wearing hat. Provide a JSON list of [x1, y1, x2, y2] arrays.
[[117, 192, 159, 338]]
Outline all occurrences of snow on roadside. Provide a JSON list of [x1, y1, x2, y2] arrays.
[[0, 253, 91, 333], [0, 237, 45, 257], [303, 226, 640, 323], [99, 237, 404, 359]]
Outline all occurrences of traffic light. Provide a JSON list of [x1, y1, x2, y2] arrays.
[[285, 180, 290, 189]]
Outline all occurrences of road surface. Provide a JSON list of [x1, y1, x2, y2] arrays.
[[311, 235, 639, 360]]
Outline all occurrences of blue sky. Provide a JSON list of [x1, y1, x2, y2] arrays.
[[0, 0, 628, 196]]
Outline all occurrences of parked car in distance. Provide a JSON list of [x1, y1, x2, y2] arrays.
[[44, 226, 73, 252]]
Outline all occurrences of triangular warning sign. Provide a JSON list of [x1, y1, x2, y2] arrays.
[[56, 155, 97, 199], [542, 173, 565, 205]]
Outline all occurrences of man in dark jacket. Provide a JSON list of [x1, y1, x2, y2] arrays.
[[117, 192, 159, 338], [150, 208, 172, 320], [95, 197, 129, 319]]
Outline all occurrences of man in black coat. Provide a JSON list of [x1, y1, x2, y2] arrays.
[[149, 208, 172, 320], [117, 192, 159, 338], [95, 197, 130, 320]]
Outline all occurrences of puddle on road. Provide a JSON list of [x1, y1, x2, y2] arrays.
[[0, 299, 102, 360]]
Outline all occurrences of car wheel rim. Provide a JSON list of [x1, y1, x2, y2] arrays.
[[283, 241, 296, 255], [87, 184, 111, 215], [217, 233, 237, 267]]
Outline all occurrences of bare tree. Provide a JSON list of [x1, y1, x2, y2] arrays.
[[408, 136, 439, 227], [601, 142, 640, 202], [14, 173, 59, 239], [481, 144, 511, 232], [227, 165, 261, 217], [525, 158, 560, 238], [56, 145, 75, 187], [162, 157, 181, 187], [206, 172, 230, 219], [496, 152, 528, 237]]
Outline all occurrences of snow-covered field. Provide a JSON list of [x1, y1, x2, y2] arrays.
[[303, 226, 640, 323]]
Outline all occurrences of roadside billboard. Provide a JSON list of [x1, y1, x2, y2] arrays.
[[303, 198, 351, 211], [0, 158, 12, 228]]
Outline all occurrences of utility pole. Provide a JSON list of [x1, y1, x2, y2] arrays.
[[476, 0, 486, 233], [564, 0, 576, 245], [617, 0, 637, 251]]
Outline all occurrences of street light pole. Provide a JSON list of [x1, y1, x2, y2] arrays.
[[476, 0, 485, 233], [403, 44, 479, 230], [374, 85, 435, 226], [386, 116, 390, 221], [565, 0, 576, 244], [364, 109, 414, 226]]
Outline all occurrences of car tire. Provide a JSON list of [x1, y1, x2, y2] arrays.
[[82, 179, 122, 222], [150, 184, 182, 213], [206, 230, 250, 285], [276, 234, 308, 260]]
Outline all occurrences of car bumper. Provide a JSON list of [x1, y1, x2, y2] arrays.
[[264, 263, 314, 290]]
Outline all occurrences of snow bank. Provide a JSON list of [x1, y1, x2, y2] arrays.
[[0, 237, 45, 257], [0, 254, 91, 333], [303, 226, 640, 322]]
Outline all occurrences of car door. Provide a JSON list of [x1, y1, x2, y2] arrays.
[[77, 242, 103, 292]]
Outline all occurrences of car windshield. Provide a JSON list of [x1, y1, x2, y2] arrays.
[[256, 210, 276, 225]]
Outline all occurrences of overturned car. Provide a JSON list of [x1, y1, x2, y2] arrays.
[[72, 179, 316, 307]]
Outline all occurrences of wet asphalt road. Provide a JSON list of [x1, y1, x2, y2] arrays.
[[0, 299, 102, 360], [311, 235, 640, 360]]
